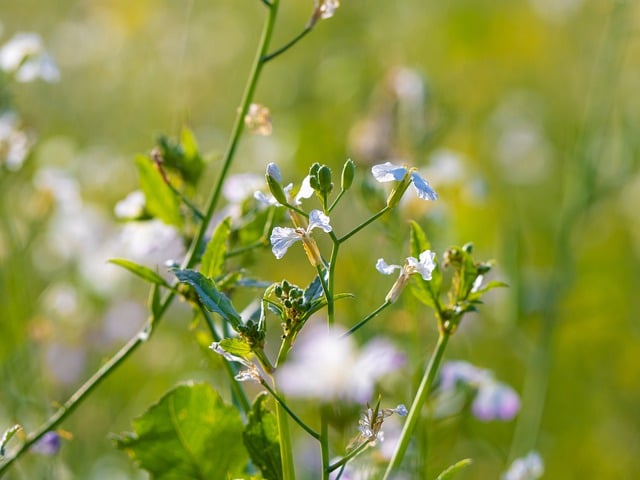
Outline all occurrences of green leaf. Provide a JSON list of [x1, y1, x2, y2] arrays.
[[179, 128, 204, 186], [1, 424, 22, 457], [435, 458, 472, 480], [149, 283, 162, 318], [219, 337, 252, 359], [243, 393, 282, 480], [114, 383, 248, 480], [201, 217, 231, 279], [172, 269, 242, 328], [109, 258, 170, 288], [135, 154, 183, 228], [467, 280, 508, 302]]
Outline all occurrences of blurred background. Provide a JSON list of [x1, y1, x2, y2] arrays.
[[1, 0, 639, 478]]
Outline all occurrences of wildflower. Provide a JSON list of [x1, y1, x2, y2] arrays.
[[439, 361, 520, 422], [358, 404, 406, 446], [502, 451, 544, 480], [256, 162, 314, 207], [0, 32, 60, 83], [0, 111, 31, 171], [114, 190, 145, 219], [371, 161, 437, 206], [376, 250, 436, 303], [31, 431, 61, 456], [270, 209, 332, 266], [276, 325, 405, 403], [210, 342, 262, 383], [309, 0, 340, 27], [244, 103, 272, 136]]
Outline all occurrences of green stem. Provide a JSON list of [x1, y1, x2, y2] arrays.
[[275, 333, 296, 480], [261, 379, 320, 440], [320, 407, 331, 480], [338, 207, 390, 244], [327, 440, 370, 472], [342, 301, 391, 337], [0, 2, 282, 474], [316, 264, 333, 326], [263, 26, 312, 63], [382, 331, 450, 479], [0, 291, 175, 476], [327, 189, 346, 213]]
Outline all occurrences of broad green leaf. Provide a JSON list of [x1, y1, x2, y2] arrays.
[[172, 269, 241, 328], [109, 258, 170, 288], [114, 383, 248, 480], [1, 424, 22, 456], [135, 154, 183, 228], [243, 393, 282, 480], [436, 458, 473, 480], [201, 217, 231, 279], [219, 337, 252, 359]]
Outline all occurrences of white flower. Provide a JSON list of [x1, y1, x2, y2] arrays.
[[0, 32, 60, 83], [276, 325, 405, 403], [502, 451, 544, 480], [315, 0, 340, 20], [270, 209, 332, 260], [376, 250, 436, 303], [210, 342, 262, 383], [114, 190, 145, 219], [0, 111, 31, 170], [372, 161, 438, 201]]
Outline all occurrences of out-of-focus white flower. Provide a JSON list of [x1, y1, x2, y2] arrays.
[[114, 190, 145, 219], [376, 250, 436, 302], [439, 361, 520, 422], [0, 32, 60, 83], [372, 162, 438, 201], [224, 173, 264, 205], [270, 209, 332, 265], [313, 0, 340, 21], [276, 324, 405, 403], [0, 111, 32, 171], [33, 167, 83, 214], [502, 451, 544, 480], [244, 103, 272, 136], [118, 219, 184, 266]]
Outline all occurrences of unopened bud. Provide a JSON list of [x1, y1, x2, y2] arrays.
[[266, 163, 288, 205], [318, 165, 333, 194], [341, 158, 355, 191]]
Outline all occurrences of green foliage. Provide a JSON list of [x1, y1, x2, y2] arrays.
[[409, 221, 442, 312], [200, 217, 231, 279], [172, 268, 242, 328], [243, 393, 282, 480], [0, 425, 21, 457], [435, 458, 473, 480], [114, 383, 248, 480], [135, 154, 183, 228], [156, 128, 205, 187], [219, 337, 252, 360], [108, 258, 170, 288]]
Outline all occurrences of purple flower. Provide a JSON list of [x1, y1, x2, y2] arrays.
[[31, 431, 61, 456], [471, 381, 521, 421]]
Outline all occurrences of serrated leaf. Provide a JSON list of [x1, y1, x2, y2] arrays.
[[436, 458, 472, 480], [172, 269, 242, 328], [243, 393, 282, 480], [201, 217, 231, 279], [1, 424, 22, 457], [219, 338, 252, 359], [114, 383, 248, 480], [135, 154, 183, 227], [109, 258, 170, 288]]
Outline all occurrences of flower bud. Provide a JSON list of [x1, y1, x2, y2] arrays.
[[265, 164, 288, 206], [385, 172, 412, 208], [318, 165, 333, 194], [341, 158, 355, 191]]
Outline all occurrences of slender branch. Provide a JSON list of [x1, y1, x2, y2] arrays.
[[316, 264, 333, 325], [263, 26, 312, 63], [326, 232, 340, 326], [338, 207, 390, 244], [260, 379, 320, 440], [382, 331, 451, 479], [328, 189, 346, 213], [320, 407, 331, 480], [342, 301, 391, 337], [327, 440, 370, 472]]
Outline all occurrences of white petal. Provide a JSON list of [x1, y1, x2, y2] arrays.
[[254, 190, 278, 206], [376, 258, 401, 275], [270, 227, 301, 259], [371, 162, 407, 183], [410, 171, 438, 200], [294, 175, 314, 205], [308, 209, 332, 233], [407, 250, 436, 280]]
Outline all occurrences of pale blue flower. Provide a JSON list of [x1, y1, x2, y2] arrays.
[[270, 209, 332, 259], [376, 250, 436, 281], [372, 161, 438, 201]]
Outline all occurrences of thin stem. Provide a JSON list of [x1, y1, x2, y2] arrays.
[[275, 325, 296, 480], [263, 26, 312, 63], [316, 264, 333, 326], [0, 291, 175, 476], [328, 189, 346, 213], [338, 207, 390, 244], [382, 331, 451, 479], [327, 440, 370, 472], [320, 407, 331, 480], [342, 301, 391, 337], [261, 379, 320, 440]]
